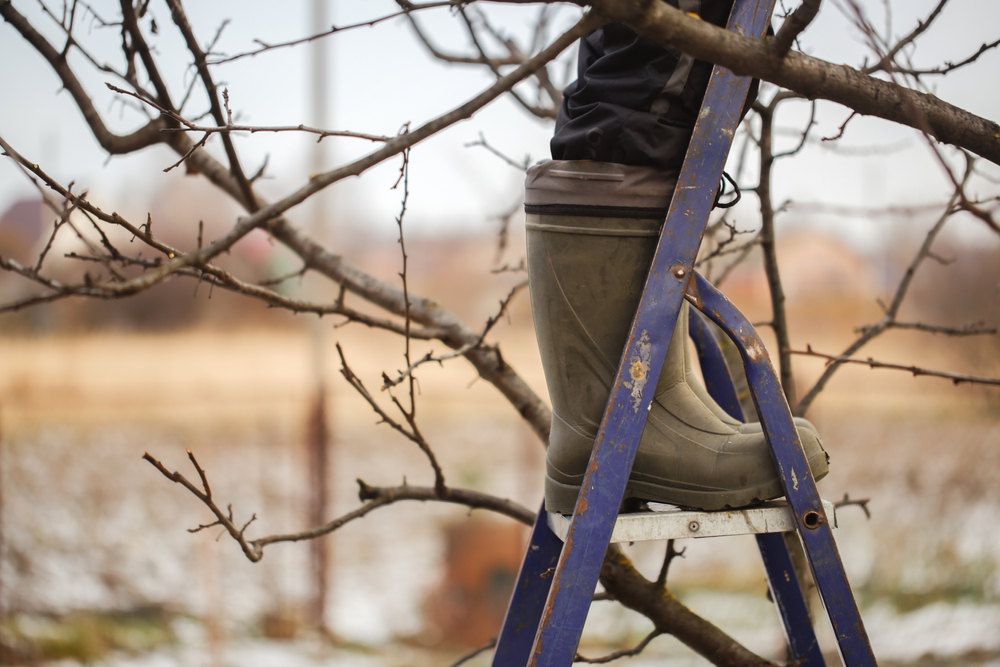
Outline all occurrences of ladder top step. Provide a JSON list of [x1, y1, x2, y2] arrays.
[[547, 499, 837, 544]]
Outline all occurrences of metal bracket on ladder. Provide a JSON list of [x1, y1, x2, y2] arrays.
[[492, 0, 878, 664]]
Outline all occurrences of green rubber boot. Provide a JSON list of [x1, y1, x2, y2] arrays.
[[525, 162, 828, 514], [686, 308, 821, 442]]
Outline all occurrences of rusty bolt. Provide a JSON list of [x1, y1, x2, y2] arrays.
[[802, 510, 824, 530], [688, 520, 700, 533], [672, 266, 687, 279]]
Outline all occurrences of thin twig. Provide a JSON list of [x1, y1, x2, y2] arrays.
[[209, 3, 462, 66], [142, 450, 263, 562], [773, 99, 817, 159], [655, 539, 686, 589], [863, 0, 949, 74], [712, 238, 759, 288], [575, 630, 663, 664], [772, 0, 822, 59], [795, 183, 965, 416], [337, 344, 448, 494], [449, 638, 498, 667], [380, 281, 528, 389], [834, 493, 871, 520], [161, 123, 391, 143], [789, 345, 1000, 387], [105, 83, 193, 126], [881, 321, 996, 337], [143, 450, 534, 562], [466, 132, 530, 171], [822, 111, 858, 142]]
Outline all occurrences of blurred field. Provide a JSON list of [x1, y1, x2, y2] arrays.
[[0, 231, 998, 665]]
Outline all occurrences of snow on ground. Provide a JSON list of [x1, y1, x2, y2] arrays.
[[1, 327, 998, 665]]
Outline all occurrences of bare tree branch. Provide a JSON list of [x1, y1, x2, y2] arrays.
[[142, 447, 536, 562], [164, 0, 255, 206], [466, 132, 531, 171], [795, 185, 964, 415], [584, 0, 1000, 166], [752, 96, 797, 405], [655, 539, 686, 589], [338, 343, 448, 495], [0, 0, 168, 154], [864, 0, 948, 74], [890, 37, 1000, 77], [380, 281, 528, 389], [141, 443, 778, 667], [599, 546, 780, 667], [771, 0, 821, 59], [885, 321, 996, 337], [834, 493, 871, 520], [142, 450, 264, 562], [575, 630, 663, 663], [2, 12, 599, 313], [405, 10, 522, 66], [450, 638, 498, 667], [789, 345, 1000, 387], [209, 2, 463, 66], [773, 99, 816, 159], [161, 123, 392, 143]]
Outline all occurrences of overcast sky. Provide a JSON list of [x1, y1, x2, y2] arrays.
[[1, 0, 998, 252]]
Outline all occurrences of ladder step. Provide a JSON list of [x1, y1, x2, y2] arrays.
[[547, 499, 836, 544]]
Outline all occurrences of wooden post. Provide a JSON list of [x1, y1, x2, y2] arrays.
[[306, 385, 330, 632], [306, 0, 334, 636]]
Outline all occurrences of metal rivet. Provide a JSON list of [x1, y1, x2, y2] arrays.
[[672, 266, 687, 279], [688, 521, 700, 533], [803, 510, 823, 530]]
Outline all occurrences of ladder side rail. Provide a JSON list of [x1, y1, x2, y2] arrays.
[[528, 2, 777, 664], [493, 501, 564, 666], [688, 305, 826, 664], [686, 272, 877, 666], [756, 532, 827, 665]]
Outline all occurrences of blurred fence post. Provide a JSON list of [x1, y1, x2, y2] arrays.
[[307, 0, 333, 635]]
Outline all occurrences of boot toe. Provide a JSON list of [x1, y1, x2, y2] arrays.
[[795, 417, 830, 482]]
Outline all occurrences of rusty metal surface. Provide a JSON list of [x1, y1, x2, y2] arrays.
[[688, 297, 827, 664], [689, 271, 876, 666], [756, 531, 826, 665], [493, 501, 562, 666]]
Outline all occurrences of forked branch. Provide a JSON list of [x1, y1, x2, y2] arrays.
[[142, 448, 534, 561], [337, 343, 447, 494], [142, 450, 265, 561], [771, 0, 821, 59]]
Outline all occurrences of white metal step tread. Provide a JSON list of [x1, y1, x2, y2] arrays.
[[547, 499, 837, 544]]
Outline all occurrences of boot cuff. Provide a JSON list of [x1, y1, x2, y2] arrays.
[[525, 160, 679, 219]]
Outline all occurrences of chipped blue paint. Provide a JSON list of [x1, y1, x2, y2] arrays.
[[622, 329, 652, 413]]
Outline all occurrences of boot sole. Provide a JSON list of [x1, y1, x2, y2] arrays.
[[544, 450, 830, 515]]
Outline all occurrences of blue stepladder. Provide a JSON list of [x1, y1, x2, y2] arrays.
[[491, 0, 878, 665]]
